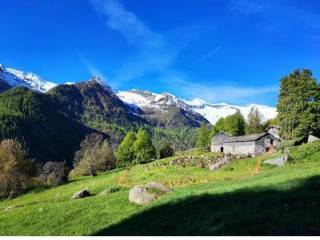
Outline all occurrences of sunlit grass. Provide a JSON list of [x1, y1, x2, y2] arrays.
[[0, 143, 319, 235]]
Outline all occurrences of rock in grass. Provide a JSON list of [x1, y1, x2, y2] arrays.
[[71, 189, 91, 199], [129, 182, 172, 205], [99, 187, 121, 196], [129, 185, 154, 205], [264, 157, 286, 167], [145, 182, 172, 193]]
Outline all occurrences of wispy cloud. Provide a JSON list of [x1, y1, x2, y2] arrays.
[[196, 46, 221, 64], [158, 71, 278, 104], [89, 0, 278, 105], [92, 0, 160, 47], [91, 0, 204, 84]]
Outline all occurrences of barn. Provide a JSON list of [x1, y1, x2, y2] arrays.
[[211, 132, 280, 156]]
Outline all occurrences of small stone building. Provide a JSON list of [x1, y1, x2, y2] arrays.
[[211, 132, 280, 156]]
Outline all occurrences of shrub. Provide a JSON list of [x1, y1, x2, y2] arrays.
[[72, 133, 116, 177], [39, 161, 68, 186], [159, 143, 175, 159]]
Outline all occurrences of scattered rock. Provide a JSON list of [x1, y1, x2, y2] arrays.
[[129, 182, 171, 205], [145, 182, 172, 193], [129, 185, 154, 205], [264, 157, 286, 167], [209, 155, 232, 171], [71, 189, 91, 199], [99, 187, 121, 196]]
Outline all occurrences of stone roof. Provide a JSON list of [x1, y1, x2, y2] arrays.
[[211, 132, 232, 145], [224, 132, 269, 143]]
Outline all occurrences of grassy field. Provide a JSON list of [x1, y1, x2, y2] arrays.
[[0, 143, 320, 236]]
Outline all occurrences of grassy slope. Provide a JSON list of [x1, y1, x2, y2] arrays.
[[0, 144, 320, 236]]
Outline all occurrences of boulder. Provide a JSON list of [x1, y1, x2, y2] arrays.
[[308, 135, 320, 143], [71, 189, 91, 199], [264, 157, 286, 167], [129, 185, 154, 205], [145, 182, 172, 193], [129, 182, 171, 205]]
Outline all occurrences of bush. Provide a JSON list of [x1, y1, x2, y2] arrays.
[[159, 143, 175, 159], [0, 139, 34, 198], [289, 142, 320, 163], [39, 161, 68, 186]]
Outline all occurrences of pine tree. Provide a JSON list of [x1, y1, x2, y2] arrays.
[[197, 124, 210, 151], [116, 130, 137, 167], [277, 69, 320, 141], [133, 128, 156, 164], [246, 107, 264, 134]]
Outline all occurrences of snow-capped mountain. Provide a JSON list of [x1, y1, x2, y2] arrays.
[[117, 90, 277, 125], [0, 64, 277, 125], [117, 89, 209, 127], [0, 64, 56, 92], [117, 90, 192, 112]]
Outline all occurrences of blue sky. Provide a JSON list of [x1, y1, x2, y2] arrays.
[[1, 0, 319, 106]]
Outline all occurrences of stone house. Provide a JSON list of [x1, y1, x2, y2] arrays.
[[211, 132, 280, 156]]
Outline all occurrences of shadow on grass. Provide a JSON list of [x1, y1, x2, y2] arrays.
[[94, 176, 320, 236]]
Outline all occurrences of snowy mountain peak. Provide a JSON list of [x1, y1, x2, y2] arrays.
[[117, 90, 277, 125], [0, 65, 57, 92]]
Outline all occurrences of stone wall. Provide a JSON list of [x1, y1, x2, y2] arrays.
[[223, 141, 256, 155], [211, 144, 222, 152]]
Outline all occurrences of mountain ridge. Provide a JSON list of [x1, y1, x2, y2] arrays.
[[0, 65, 277, 125]]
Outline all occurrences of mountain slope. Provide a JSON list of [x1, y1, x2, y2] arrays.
[[0, 87, 94, 165], [48, 78, 146, 130], [0, 64, 56, 93], [117, 90, 209, 127]]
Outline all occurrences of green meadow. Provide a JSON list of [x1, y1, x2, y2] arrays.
[[1, 143, 320, 236]]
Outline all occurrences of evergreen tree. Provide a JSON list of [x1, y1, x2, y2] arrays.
[[133, 128, 156, 164], [116, 130, 137, 167], [246, 107, 264, 134], [277, 69, 320, 141], [197, 124, 210, 151]]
